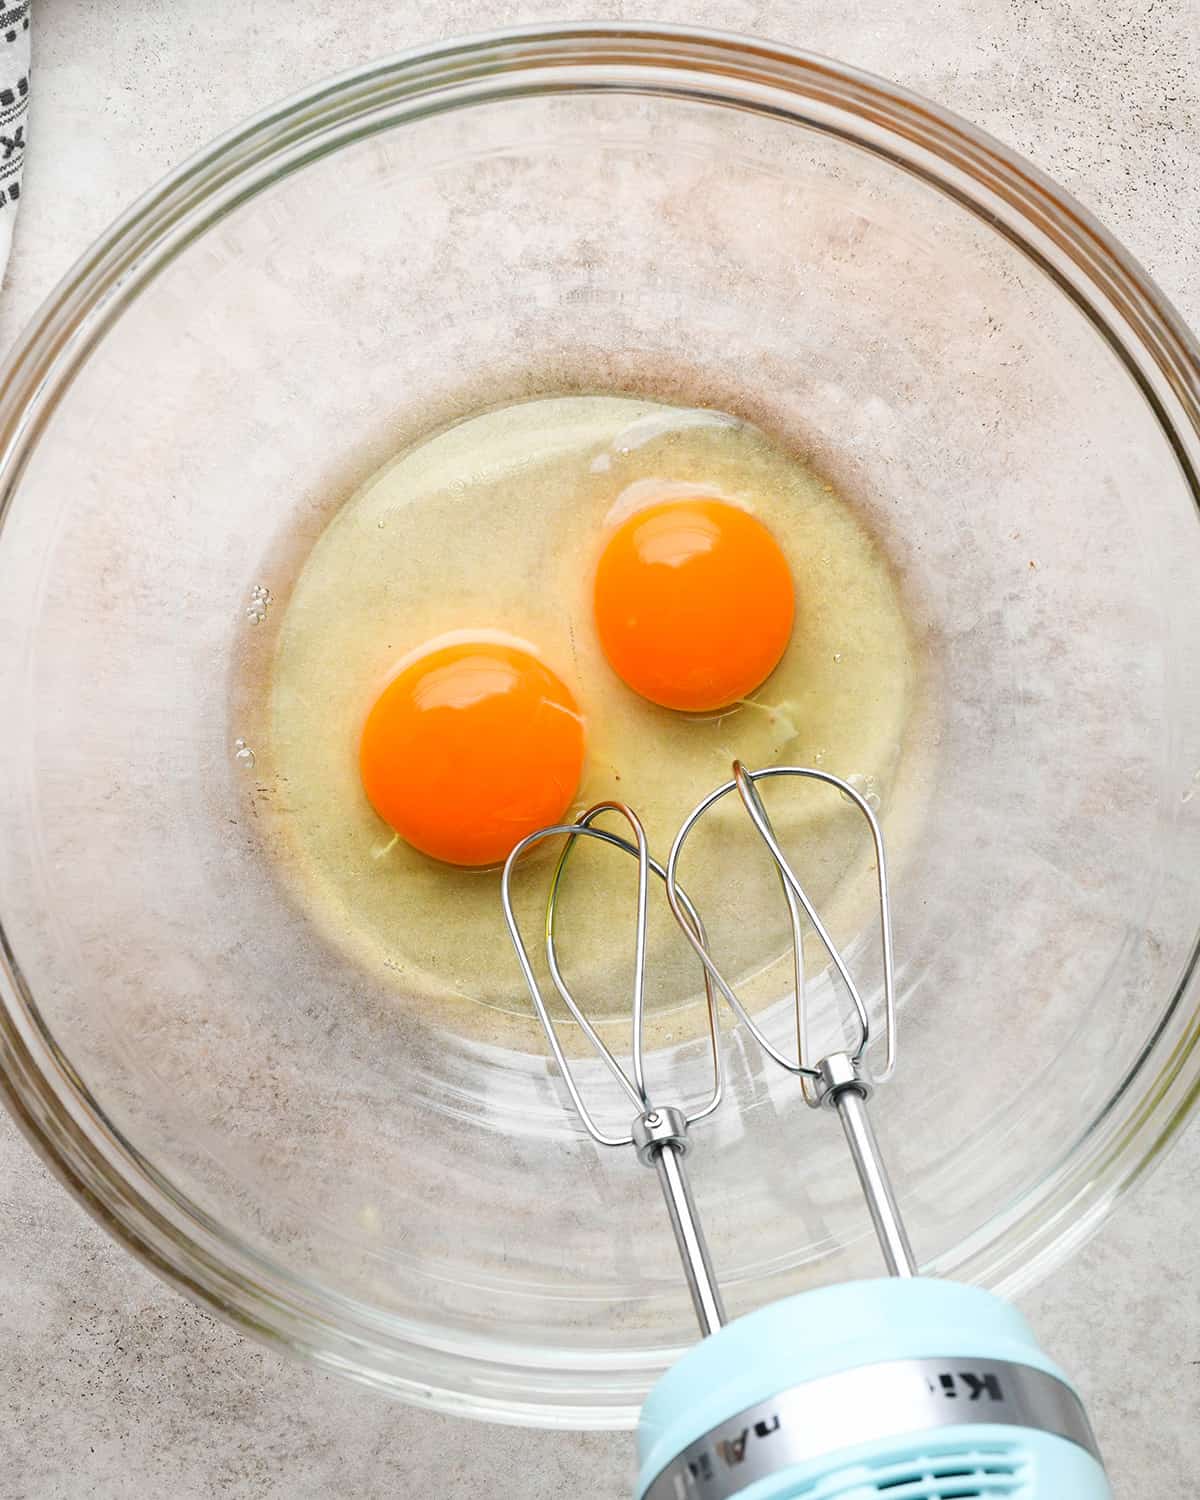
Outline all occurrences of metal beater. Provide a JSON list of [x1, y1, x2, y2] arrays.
[[502, 764, 1110, 1500], [502, 799, 729, 1334]]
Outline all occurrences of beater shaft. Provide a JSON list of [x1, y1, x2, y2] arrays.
[[654, 1139, 726, 1334], [819, 1067, 917, 1278], [632, 1105, 726, 1331]]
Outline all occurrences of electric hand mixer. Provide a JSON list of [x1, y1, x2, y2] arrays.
[[503, 764, 1112, 1500]]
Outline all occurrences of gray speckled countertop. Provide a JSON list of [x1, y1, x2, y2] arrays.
[[2, 2, 1198, 1496]]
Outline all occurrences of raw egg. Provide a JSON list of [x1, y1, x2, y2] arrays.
[[359, 638, 585, 867], [266, 396, 914, 1013], [593, 495, 795, 711]]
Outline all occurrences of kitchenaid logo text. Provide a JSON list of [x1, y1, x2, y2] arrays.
[[667, 1370, 1007, 1497], [671, 1417, 782, 1495], [929, 1370, 1005, 1402]]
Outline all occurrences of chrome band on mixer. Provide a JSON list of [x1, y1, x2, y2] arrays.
[[641, 1357, 1102, 1500]]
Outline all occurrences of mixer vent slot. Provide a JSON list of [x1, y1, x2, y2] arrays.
[[811, 1442, 1031, 1498]]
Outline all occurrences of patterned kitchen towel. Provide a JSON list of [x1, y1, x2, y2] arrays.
[[0, 0, 29, 280]]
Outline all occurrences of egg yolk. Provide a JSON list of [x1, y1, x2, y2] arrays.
[[359, 639, 585, 867], [593, 497, 795, 712]]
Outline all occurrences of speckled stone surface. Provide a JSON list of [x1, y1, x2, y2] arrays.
[[1, 2, 1198, 1496]]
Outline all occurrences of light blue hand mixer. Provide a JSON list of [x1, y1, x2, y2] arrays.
[[503, 763, 1112, 1500]]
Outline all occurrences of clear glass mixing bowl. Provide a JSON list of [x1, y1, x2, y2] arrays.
[[1, 25, 1199, 1427]]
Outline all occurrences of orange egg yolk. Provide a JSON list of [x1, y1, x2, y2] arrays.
[[359, 640, 585, 867], [593, 497, 795, 712]]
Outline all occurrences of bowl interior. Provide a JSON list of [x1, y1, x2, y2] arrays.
[[1, 37, 1199, 1423]]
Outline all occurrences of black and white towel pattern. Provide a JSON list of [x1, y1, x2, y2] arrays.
[[0, 0, 29, 276]]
